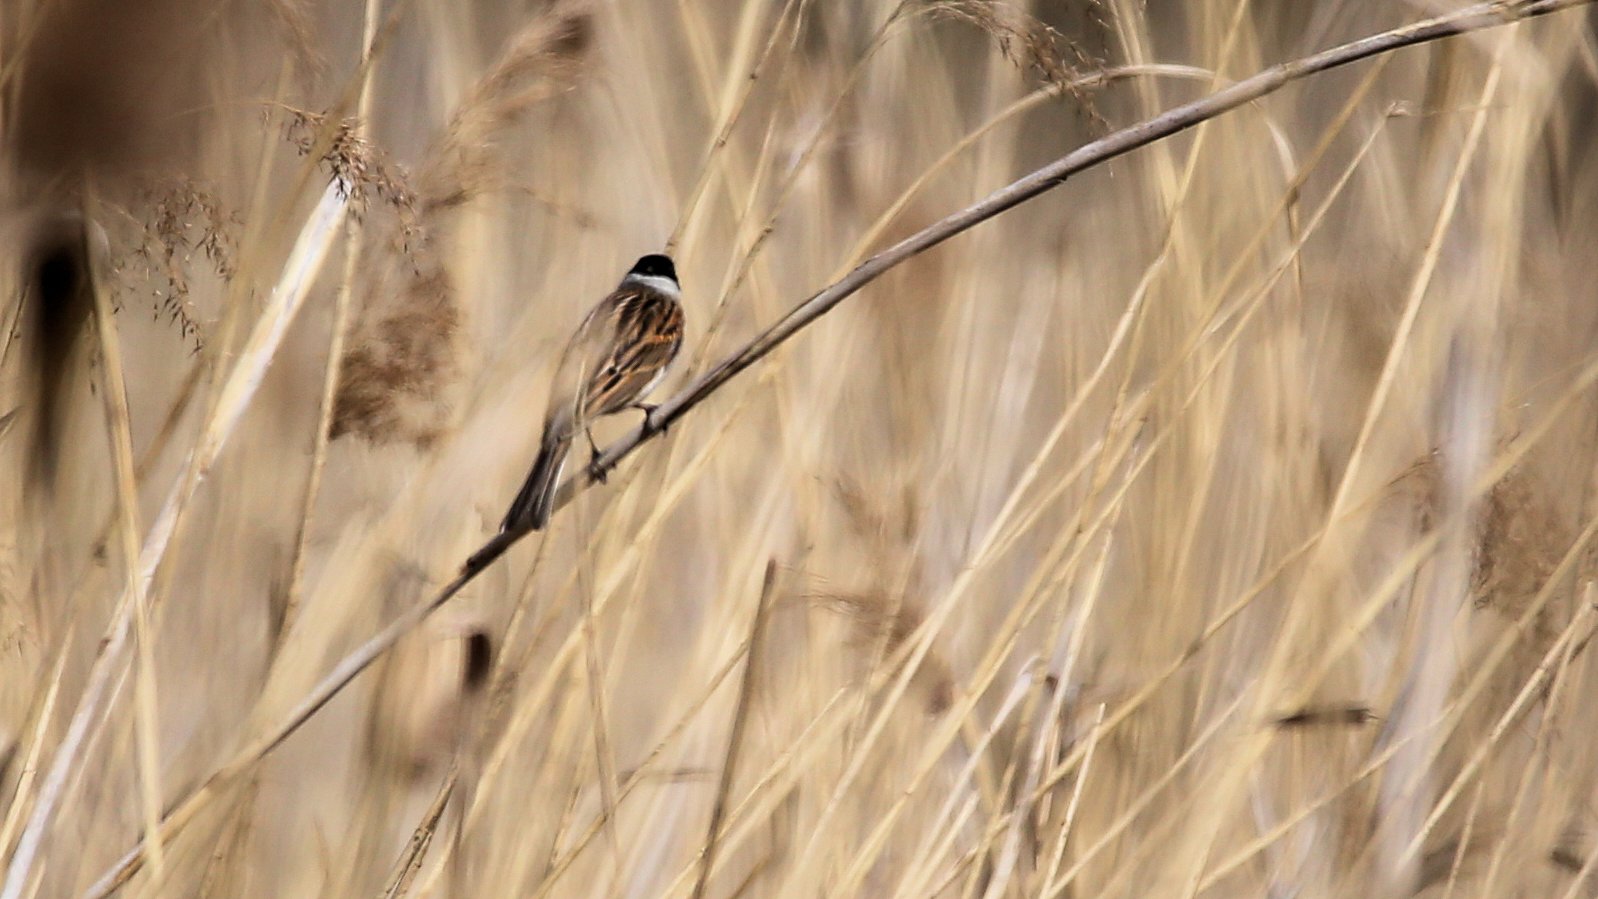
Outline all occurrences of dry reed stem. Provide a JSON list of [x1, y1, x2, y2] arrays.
[[834, 102, 1393, 886], [887, 665, 1037, 899], [1006, 358, 1598, 887], [1248, 545, 1575, 886], [529, 681, 845, 899], [405, 24, 1419, 894], [1318, 393, 1598, 858], [379, 762, 456, 899], [279, 0, 386, 647], [1038, 701, 1107, 894], [982, 692, 1246, 899], [1555, 755, 1598, 898], [813, 384, 1151, 892], [574, 558, 625, 880], [1475, 593, 1592, 895], [1441, 781, 1490, 898], [1186, 394, 1598, 891], [0, 619, 75, 865], [1378, 30, 1518, 883], [668, 0, 799, 256], [3, 178, 351, 899], [191, 778, 259, 898], [1159, 32, 1513, 888], [1391, 512, 1598, 866], [84, 196, 167, 879], [951, 58, 1383, 594], [454, 387, 768, 857], [785, 231, 1329, 889], [836, 63, 1207, 277], [688, 4, 908, 341], [690, 560, 777, 899], [482, 416, 775, 892]]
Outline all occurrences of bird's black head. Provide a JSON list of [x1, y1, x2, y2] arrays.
[[629, 253, 677, 283]]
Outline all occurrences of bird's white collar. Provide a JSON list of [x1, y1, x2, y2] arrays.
[[623, 272, 681, 299]]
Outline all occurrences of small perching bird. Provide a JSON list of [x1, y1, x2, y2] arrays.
[[500, 253, 684, 533]]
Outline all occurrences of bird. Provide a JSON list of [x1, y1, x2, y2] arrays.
[[499, 253, 685, 533]]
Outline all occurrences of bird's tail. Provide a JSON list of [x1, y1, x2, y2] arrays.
[[501, 427, 571, 532]]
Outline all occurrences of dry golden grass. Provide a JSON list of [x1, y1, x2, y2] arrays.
[[4, 1, 1598, 897]]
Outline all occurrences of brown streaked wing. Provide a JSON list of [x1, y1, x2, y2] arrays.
[[583, 288, 683, 419]]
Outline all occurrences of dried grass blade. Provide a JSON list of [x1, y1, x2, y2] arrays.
[[0, 179, 349, 899]]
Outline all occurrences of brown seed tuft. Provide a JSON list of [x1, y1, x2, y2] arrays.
[[1471, 465, 1569, 621], [921, 0, 1108, 127], [418, 2, 592, 214], [283, 108, 419, 223], [111, 177, 241, 352], [1394, 448, 1574, 636], [331, 264, 460, 450], [328, 3, 591, 450]]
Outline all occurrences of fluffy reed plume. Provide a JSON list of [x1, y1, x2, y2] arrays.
[[1470, 465, 1573, 620], [330, 3, 592, 448], [416, 4, 593, 215], [327, 253, 459, 449], [811, 476, 955, 715], [1394, 447, 1575, 640]]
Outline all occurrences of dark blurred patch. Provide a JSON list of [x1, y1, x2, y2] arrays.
[[1271, 703, 1376, 730], [1542, 6, 1598, 233], [544, 5, 592, 61], [1549, 842, 1590, 873], [23, 211, 97, 485], [8, 0, 211, 487], [329, 264, 460, 449], [10, 0, 209, 180], [462, 629, 493, 693], [0, 730, 13, 785]]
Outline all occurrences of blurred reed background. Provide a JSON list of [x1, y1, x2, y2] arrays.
[[1, 0, 1597, 896]]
